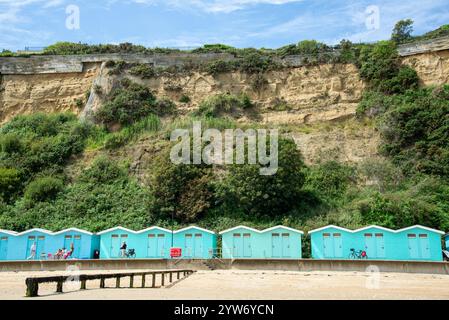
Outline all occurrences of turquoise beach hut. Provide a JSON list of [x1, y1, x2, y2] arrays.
[[136, 227, 172, 259], [220, 226, 303, 259], [98, 227, 138, 259], [173, 226, 217, 259], [8, 228, 53, 260], [310, 225, 444, 261], [0, 229, 17, 260], [51, 228, 100, 260], [0, 228, 99, 261]]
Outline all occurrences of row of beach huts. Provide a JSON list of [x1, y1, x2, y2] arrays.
[[0, 224, 448, 262]]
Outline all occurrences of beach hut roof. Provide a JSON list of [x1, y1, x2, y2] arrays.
[[136, 226, 172, 234], [15, 228, 53, 236], [396, 225, 444, 235], [309, 224, 444, 235], [0, 229, 17, 235], [220, 225, 303, 235], [174, 226, 215, 235], [261, 226, 304, 235], [308, 225, 353, 234], [96, 226, 137, 235], [219, 226, 260, 235], [52, 228, 94, 236]]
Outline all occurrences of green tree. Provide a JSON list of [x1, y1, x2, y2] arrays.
[[0, 168, 21, 203], [24, 176, 64, 204], [221, 138, 306, 217], [150, 151, 213, 223], [391, 19, 414, 44]]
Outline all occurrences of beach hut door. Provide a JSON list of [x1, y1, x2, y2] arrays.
[[185, 234, 193, 257], [64, 235, 73, 251], [26, 236, 36, 259], [333, 233, 343, 258], [147, 234, 157, 257], [364, 234, 374, 258], [243, 234, 251, 258], [282, 234, 290, 258], [272, 234, 281, 258], [0, 237, 8, 260], [111, 235, 120, 258], [407, 234, 419, 259], [375, 233, 385, 258], [419, 234, 430, 259], [323, 233, 333, 258], [36, 236, 45, 258], [157, 234, 166, 257], [73, 235, 81, 258], [194, 234, 203, 258], [232, 234, 242, 258]]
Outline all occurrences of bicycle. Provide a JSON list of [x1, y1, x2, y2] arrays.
[[120, 249, 137, 259], [348, 248, 368, 259]]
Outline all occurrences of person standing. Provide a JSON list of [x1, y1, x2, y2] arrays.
[[120, 241, 127, 258], [27, 242, 37, 260]]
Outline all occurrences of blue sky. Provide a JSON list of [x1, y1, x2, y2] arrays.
[[0, 0, 448, 51]]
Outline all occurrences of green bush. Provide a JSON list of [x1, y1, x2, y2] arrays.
[[0, 134, 23, 154], [220, 138, 306, 217], [379, 86, 449, 176], [24, 176, 64, 203], [0, 168, 21, 203], [0, 113, 88, 199], [129, 64, 156, 78], [304, 161, 355, 200], [95, 81, 175, 126], [179, 95, 191, 104], [79, 156, 126, 184], [150, 151, 213, 223], [358, 41, 419, 94], [195, 93, 253, 117]]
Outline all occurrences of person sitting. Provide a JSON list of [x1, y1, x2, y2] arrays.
[[54, 249, 63, 260], [63, 250, 72, 260]]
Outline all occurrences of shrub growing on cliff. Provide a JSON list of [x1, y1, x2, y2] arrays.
[[0, 113, 88, 194], [195, 93, 253, 117], [24, 176, 64, 204], [150, 151, 213, 223], [358, 41, 419, 94], [95, 81, 173, 126], [379, 85, 449, 176], [219, 138, 306, 217], [129, 64, 156, 78]]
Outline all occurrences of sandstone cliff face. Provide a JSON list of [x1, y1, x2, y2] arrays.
[[0, 50, 447, 166], [402, 50, 449, 86], [0, 62, 100, 123], [83, 63, 364, 126]]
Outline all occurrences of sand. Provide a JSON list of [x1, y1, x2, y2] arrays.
[[1, 269, 449, 300]]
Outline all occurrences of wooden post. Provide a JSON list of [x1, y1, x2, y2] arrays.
[[169, 272, 173, 283], [177, 271, 180, 280], [116, 277, 121, 288], [141, 275, 146, 288], [130, 275, 134, 288], [26, 279, 39, 297], [161, 272, 165, 287], [100, 277, 105, 289], [56, 281, 63, 293], [80, 280, 87, 290], [152, 273, 156, 288]]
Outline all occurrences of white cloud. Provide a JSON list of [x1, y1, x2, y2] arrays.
[[130, 0, 304, 13]]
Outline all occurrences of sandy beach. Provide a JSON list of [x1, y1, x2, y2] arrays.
[[1, 269, 449, 300]]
